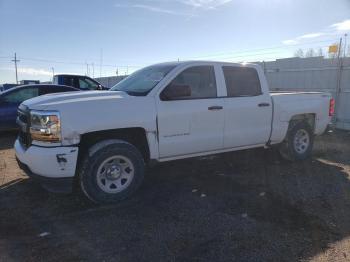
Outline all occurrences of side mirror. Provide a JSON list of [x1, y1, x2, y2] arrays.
[[161, 84, 191, 101], [97, 85, 103, 90]]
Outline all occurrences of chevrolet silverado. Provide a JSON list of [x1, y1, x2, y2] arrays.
[[15, 61, 334, 203]]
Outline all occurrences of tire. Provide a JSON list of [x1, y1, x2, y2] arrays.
[[279, 121, 314, 161], [78, 139, 145, 204]]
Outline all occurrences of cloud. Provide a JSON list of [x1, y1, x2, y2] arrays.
[[180, 0, 233, 9], [0, 67, 52, 76], [115, 3, 191, 16], [299, 33, 325, 39], [331, 19, 350, 31], [115, 0, 233, 16], [126, 3, 192, 16], [282, 39, 298, 45], [282, 19, 350, 45], [282, 32, 323, 45], [18, 67, 52, 76]]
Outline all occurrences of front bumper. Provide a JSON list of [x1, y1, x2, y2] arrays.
[[14, 139, 79, 193], [16, 157, 74, 193]]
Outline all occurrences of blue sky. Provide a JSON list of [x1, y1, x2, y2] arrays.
[[0, 0, 350, 84]]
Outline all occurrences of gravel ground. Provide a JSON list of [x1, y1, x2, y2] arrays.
[[1, 130, 350, 262]]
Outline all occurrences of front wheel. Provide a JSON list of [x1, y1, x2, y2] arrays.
[[279, 121, 314, 161], [78, 140, 145, 204]]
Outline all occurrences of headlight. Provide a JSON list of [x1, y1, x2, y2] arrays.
[[30, 110, 61, 143]]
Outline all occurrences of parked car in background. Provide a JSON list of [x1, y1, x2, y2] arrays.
[[14, 61, 333, 204], [1, 83, 19, 92], [53, 74, 107, 90], [0, 84, 79, 131]]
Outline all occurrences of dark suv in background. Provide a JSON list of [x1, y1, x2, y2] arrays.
[[53, 75, 108, 90]]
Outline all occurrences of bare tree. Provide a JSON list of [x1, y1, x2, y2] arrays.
[[317, 48, 324, 57], [305, 48, 315, 57], [294, 48, 304, 58]]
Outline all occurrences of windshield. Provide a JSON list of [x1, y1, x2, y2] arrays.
[[110, 65, 176, 96]]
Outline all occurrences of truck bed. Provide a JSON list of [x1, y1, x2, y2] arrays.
[[270, 91, 326, 96], [269, 90, 332, 144]]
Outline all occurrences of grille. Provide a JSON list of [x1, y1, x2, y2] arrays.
[[17, 105, 31, 148]]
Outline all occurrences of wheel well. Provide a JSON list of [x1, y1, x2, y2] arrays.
[[289, 114, 316, 132], [79, 128, 150, 163]]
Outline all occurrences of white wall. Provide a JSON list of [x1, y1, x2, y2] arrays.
[[258, 57, 350, 130]]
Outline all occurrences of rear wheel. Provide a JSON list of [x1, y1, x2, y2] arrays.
[[279, 121, 314, 161], [78, 140, 145, 204]]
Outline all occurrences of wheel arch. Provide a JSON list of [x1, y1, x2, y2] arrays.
[[288, 113, 316, 133], [78, 128, 151, 164]]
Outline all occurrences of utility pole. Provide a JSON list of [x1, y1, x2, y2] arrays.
[[344, 33, 348, 57], [100, 49, 103, 78], [51, 67, 55, 81], [11, 53, 20, 84], [335, 37, 343, 122]]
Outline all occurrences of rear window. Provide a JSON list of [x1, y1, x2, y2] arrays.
[[222, 66, 262, 97]]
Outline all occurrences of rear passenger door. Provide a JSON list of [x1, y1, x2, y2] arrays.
[[221, 66, 272, 148]]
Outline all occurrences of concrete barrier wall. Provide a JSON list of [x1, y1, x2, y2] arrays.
[[94, 76, 127, 88], [257, 57, 350, 130]]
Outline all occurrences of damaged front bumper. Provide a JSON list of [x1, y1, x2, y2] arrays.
[[14, 139, 79, 193]]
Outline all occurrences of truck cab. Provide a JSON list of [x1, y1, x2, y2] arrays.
[[53, 74, 107, 91]]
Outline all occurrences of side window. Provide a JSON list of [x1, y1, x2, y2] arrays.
[[58, 86, 76, 92], [164, 66, 217, 100], [39, 86, 51, 95], [63, 77, 75, 87], [223, 66, 262, 97], [79, 78, 98, 90], [40, 86, 74, 94], [3, 88, 39, 103]]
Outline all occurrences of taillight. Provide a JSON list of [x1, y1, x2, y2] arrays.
[[329, 98, 335, 116]]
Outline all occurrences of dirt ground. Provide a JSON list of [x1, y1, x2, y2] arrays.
[[1, 130, 350, 262]]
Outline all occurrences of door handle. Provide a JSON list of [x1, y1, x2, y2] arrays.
[[258, 103, 270, 107], [208, 106, 223, 111]]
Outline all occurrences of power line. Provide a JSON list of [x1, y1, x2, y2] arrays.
[[11, 56, 142, 68], [186, 37, 341, 60], [0, 38, 339, 67], [221, 44, 333, 61], [0, 37, 343, 80]]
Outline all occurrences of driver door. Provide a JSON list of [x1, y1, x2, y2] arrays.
[[156, 65, 225, 158]]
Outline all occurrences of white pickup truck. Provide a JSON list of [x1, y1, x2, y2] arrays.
[[15, 61, 334, 203]]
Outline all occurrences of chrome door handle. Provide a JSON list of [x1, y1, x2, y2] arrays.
[[208, 106, 223, 110], [258, 103, 270, 107]]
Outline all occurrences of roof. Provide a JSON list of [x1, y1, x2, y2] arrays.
[[0, 84, 79, 95], [148, 60, 258, 68]]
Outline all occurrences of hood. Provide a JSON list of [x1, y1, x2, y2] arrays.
[[22, 91, 128, 110]]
